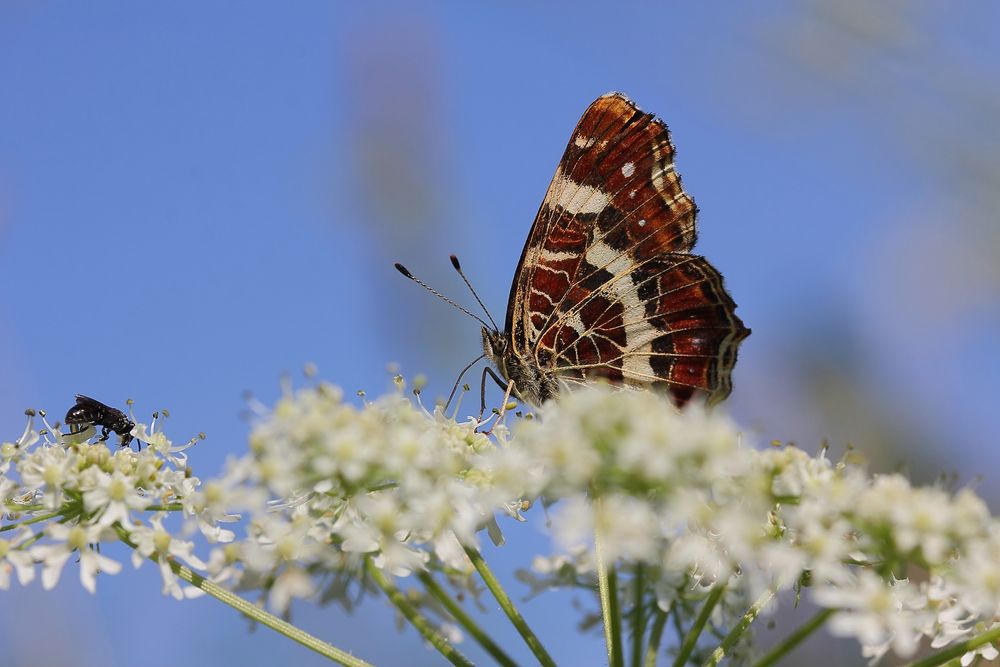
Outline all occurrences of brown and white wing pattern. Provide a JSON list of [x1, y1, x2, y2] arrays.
[[503, 93, 749, 406]]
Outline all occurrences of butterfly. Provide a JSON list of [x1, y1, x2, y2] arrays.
[[401, 93, 749, 409]]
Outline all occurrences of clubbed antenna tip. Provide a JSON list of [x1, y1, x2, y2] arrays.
[[392, 260, 492, 330], [449, 254, 499, 330]]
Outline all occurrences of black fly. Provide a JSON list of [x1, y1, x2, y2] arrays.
[[64, 395, 136, 448]]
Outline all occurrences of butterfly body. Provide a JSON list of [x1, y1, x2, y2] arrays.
[[482, 326, 559, 404], [485, 93, 750, 408]]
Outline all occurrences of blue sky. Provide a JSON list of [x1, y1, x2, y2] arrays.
[[1, 3, 998, 666]]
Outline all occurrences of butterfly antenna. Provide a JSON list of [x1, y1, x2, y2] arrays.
[[394, 263, 492, 330], [449, 255, 499, 331]]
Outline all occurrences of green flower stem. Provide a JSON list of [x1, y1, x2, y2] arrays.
[[751, 607, 834, 667], [904, 624, 1000, 667], [366, 560, 474, 667], [417, 570, 519, 667], [631, 564, 646, 667], [644, 607, 669, 667], [464, 544, 557, 667], [0, 510, 61, 531], [703, 588, 775, 667], [115, 528, 373, 667], [670, 584, 726, 667], [19, 530, 46, 549], [145, 503, 183, 512], [595, 522, 624, 667]]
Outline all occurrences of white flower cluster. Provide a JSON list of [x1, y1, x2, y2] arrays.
[[208, 382, 506, 610], [3, 382, 1000, 664], [493, 387, 1000, 663], [0, 409, 205, 596]]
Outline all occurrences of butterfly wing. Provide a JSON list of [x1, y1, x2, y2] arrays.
[[506, 93, 749, 405]]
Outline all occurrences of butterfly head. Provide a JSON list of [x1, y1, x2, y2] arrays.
[[481, 327, 507, 372]]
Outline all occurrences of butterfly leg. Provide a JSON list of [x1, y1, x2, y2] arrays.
[[98, 427, 111, 442], [476, 367, 508, 420], [481, 379, 516, 437], [445, 353, 486, 414]]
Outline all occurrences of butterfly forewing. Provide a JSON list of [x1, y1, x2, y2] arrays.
[[503, 92, 749, 406]]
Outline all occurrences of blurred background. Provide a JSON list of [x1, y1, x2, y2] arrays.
[[1, 2, 997, 665]]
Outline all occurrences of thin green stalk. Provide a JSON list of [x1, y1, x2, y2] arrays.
[[0, 510, 61, 531], [366, 560, 474, 667], [464, 544, 557, 667], [145, 503, 183, 512], [595, 523, 624, 667], [116, 528, 373, 667], [904, 624, 1000, 667], [631, 565, 646, 667], [18, 530, 46, 549], [672, 607, 686, 652], [751, 608, 834, 667], [703, 588, 775, 667], [671, 584, 726, 667], [417, 570, 519, 667], [644, 607, 670, 667]]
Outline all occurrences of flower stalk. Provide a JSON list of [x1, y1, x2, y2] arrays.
[[671, 584, 727, 667], [417, 570, 519, 667], [595, 519, 624, 667], [464, 545, 557, 667], [366, 559, 474, 667]]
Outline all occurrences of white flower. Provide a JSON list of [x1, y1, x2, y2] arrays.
[[0, 527, 36, 589], [18, 445, 77, 509], [133, 422, 195, 468], [32, 522, 122, 593], [814, 572, 931, 658], [268, 565, 315, 614], [550, 494, 661, 565], [129, 514, 206, 598], [82, 469, 151, 528]]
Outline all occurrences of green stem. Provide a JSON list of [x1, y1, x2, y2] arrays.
[[145, 503, 183, 512], [417, 571, 519, 667], [644, 607, 670, 667], [595, 523, 624, 667], [671, 584, 726, 667], [115, 528, 373, 667], [366, 560, 474, 667], [631, 565, 646, 667], [751, 608, 834, 667], [0, 510, 61, 531], [904, 624, 1000, 667], [703, 588, 775, 667], [19, 530, 46, 549], [464, 545, 557, 667]]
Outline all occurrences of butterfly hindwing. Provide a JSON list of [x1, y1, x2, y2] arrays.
[[546, 254, 748, 405]]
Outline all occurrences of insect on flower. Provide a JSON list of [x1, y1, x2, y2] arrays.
[[64, 394, 136, 448], [397, 93, 750, 411]]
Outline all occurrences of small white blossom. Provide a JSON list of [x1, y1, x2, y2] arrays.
[[18, 445, 77, 510], [814, 572, 931, 658], [0, 527, 36, 589], [81, 469, 151, 528], [129, 514, 207, 598], [32, 522, 121, 593]]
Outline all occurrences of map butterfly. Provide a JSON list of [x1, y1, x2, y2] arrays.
[[403, 93, 750, 408]]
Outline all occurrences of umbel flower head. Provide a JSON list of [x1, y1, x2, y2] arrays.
[[2, 381, 1000, 665]]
